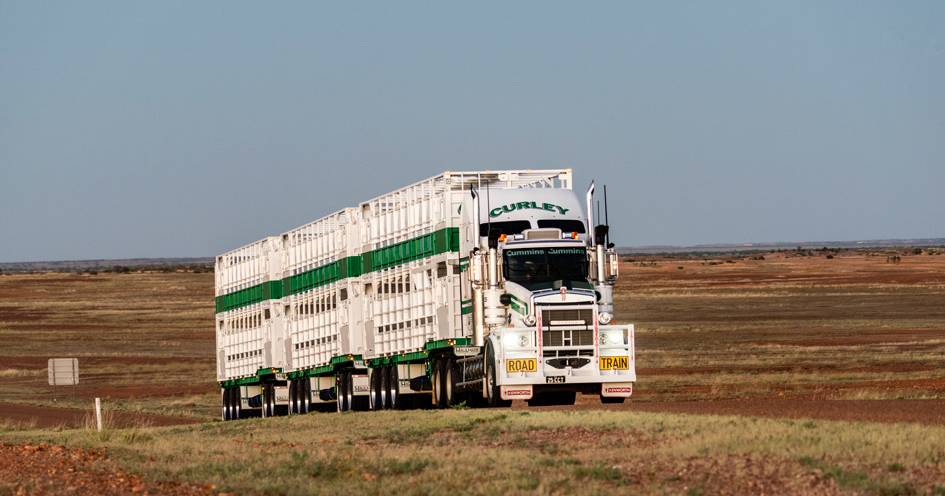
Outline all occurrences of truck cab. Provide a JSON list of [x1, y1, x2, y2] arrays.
[[462, 185, 635, 406]]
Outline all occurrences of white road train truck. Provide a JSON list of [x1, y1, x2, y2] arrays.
[[215, 169, 635, 419]]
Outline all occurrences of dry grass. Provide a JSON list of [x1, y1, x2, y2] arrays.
[[4, 409, 945, 495]]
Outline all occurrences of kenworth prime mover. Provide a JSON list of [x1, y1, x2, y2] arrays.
[[215, 169, 635, 419]]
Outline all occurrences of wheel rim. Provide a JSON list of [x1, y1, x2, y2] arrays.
[[222, 389, 228, 421], [346, 373, 354, 411], [445, 363, 453, 405], [431, 361, 440, 407], [289, 380, 295, 414], [234, 390, 240, 420], [302, 379, 310, 413], [388, 366, 398, 409], [369, 370, 378, 410]]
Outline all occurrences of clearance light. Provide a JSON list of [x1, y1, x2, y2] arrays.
[[498, 234, 508, 243], [571, 231, 579, 239]]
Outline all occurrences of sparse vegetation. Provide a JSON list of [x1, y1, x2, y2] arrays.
[[3, 410, 945, 494]]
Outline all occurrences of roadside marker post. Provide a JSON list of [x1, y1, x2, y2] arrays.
[[95, 397, 102, 432]]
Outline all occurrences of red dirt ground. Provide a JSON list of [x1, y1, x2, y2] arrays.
[[0, 443, 215, 495]]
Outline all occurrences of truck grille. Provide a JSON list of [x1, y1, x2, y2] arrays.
[[541, 308, 593, 326], [542, 329, 594, 347], [540, 307, 594, 354]]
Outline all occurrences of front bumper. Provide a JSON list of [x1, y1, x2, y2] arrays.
[[493, 324, 636, 396]]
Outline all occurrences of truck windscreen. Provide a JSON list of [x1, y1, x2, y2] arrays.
[[503, 247, 589, 287]]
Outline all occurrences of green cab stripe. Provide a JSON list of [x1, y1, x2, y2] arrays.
[[215, 228, 459, 314]]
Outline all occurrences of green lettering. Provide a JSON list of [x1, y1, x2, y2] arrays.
[[542, 203, 555, 212], [555, 206, 569, 215], [516, 201, 531, 211], [489, 207, 503, 217]]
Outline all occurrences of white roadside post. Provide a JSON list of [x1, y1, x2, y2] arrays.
[[95, 397, 102, 431]]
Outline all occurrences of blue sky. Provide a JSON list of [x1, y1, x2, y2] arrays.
[[1, 1, 943, 262]]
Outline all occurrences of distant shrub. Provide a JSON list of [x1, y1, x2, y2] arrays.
[[912, 248, 923, 255], [826, 254, 834, 259]]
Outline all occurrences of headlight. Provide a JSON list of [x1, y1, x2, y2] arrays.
[[523, 314, 536, 326], [502, 331, 531, 349], [598, 312, 613, 324], [599, 328, 623, 345]]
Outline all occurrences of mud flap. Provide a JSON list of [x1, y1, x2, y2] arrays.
[[601, 382, 633, 397], [501, 385, 533, 401]]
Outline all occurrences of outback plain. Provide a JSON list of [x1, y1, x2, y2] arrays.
[[1, 249, 944, 495]]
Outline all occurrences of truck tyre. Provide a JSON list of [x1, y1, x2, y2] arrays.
[[600, 396, 625, 404], [444, 358, 459, 406], [431, 359, 444, 409], [221, 388, 230, 421], [232, 388, 241, 420], [485, 342, 512, 408], [336, 372, 350, 412], [301, 377, 311, 414], [260, 385, 266, 418], [386, 365, 400, 409], [369, 368, 383, 410], [288, 380, 297, 414]]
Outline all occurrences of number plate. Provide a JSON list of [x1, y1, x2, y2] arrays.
[[454, 345, 481, 357], [545, 375, 566, 384], [506, 358, 537, 373], [599, 356, 629, 370]]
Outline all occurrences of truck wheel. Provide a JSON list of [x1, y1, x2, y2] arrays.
[[369, 368, 382, 410], [336, 372, 350, 412], [485, 343, 511, 408], [301, 378, 311, 414], [335, 372, 345, 412], [232, 388, 241, 420], [387, 365, 400, 409], [444, 358, 460, 406], [221, 388, 229, 421], [260, 385, 266, 417], [600, 396, 625, 404], [288, 380, 297, 414], [431, 359, 444, 409]]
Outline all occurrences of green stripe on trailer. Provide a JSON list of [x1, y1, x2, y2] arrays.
[[284, 260, 344, 296], [367, 350, 431, 368], [219, 366, 283, 387], [215, 280, 283, 313], [425, 337, 471, 352], [288, 354, 365, 379], [215, 227, 461, 314], [362, 227, 459, 273]]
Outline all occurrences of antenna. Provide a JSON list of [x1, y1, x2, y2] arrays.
[[603, 184, 610, 247], [486, 182, 495, 248]]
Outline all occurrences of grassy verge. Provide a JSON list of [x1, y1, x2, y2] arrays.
[[3, 409, 944, 495]]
